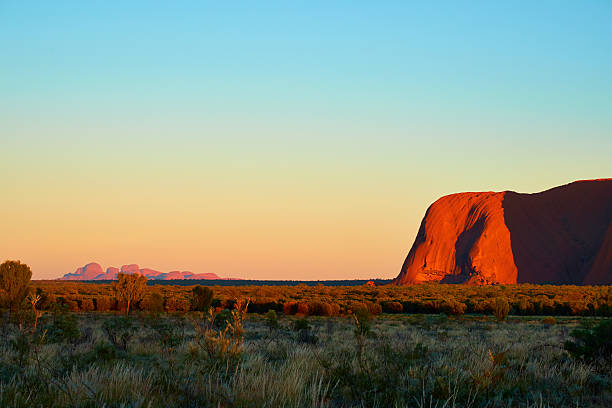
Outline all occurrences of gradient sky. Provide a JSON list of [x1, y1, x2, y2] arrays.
[[1, 1, 611, 280]]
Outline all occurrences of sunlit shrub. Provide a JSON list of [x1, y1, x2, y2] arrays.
[[493, 297, 510, 321]]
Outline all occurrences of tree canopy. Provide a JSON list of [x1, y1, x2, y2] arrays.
[[113, 273, 147, 316], [0, 260, 32, 313]]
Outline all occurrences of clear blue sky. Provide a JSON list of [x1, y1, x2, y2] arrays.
[[1, 1, 611, 279]]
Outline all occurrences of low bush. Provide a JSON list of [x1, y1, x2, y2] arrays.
[[44, 304, 80, 343], [265, 310, 279, 333], [142, 290, 165, 314], [102, 316, 134, 351], [564, 319, 612, 368], [293, 318, 318, 344], [494, 297, 510, 321]]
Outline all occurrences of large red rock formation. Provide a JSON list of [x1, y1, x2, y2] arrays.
[[393, 179, 612, 285]]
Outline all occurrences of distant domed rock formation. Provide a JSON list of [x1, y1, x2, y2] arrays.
[[61, 262, 105, 280], [60, 263, 224, 281], [393, 179, 612, 285]]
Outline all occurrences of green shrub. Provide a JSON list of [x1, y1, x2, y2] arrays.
[[102, 316, 134, 351], [293, 318, 310, 332], [44, 304, 80, 343], [79, 341, 118, 365], [10, 330, 32, 366], [265, 310, 279, 333], [564, 319, 612, 368], [214, 309, 232, 330], [293, 318, 317, 344], [148, 316, 185, 352]]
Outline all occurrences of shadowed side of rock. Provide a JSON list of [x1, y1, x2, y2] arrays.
[[503, 179, 612, 284]]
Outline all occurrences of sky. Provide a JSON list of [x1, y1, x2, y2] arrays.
[[1, 1, 611, 280]]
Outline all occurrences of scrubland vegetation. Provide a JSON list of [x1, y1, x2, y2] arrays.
[[1, 261, 611, 407], [31, 279, 612, 317]]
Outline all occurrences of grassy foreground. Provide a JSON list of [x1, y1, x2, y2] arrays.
[[1, 310, 610, 407]]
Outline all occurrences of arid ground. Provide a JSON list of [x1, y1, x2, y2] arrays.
[[1, 287, 610, 407]]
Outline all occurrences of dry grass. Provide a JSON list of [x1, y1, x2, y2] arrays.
[[0, 312, 610, 407]]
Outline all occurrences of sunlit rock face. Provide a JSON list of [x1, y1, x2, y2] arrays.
[[393, 179, 612, 285]]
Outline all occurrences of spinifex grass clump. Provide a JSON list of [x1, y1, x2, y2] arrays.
[[191, 299, 249, 366]]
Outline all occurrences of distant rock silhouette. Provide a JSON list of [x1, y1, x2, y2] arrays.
[[60, 263, 224, 281], [120, 264, 140, 274], [393, 179, 612, 285], [61, 262, 105, 280]]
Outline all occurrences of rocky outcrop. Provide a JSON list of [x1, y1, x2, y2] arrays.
[[120, 264, 140, 274], [393, 179, 612, 285], [102, 267, 120, 280], [61, 263, 223, 281], [162, 271, 222, 280], [61, 262, 105, 280]]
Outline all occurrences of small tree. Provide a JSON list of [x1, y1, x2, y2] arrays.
[[191, 285, 214, 312], [0, 260, 32, 315], [113, 273, 147, 316], [494, 297, 510, 321]]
